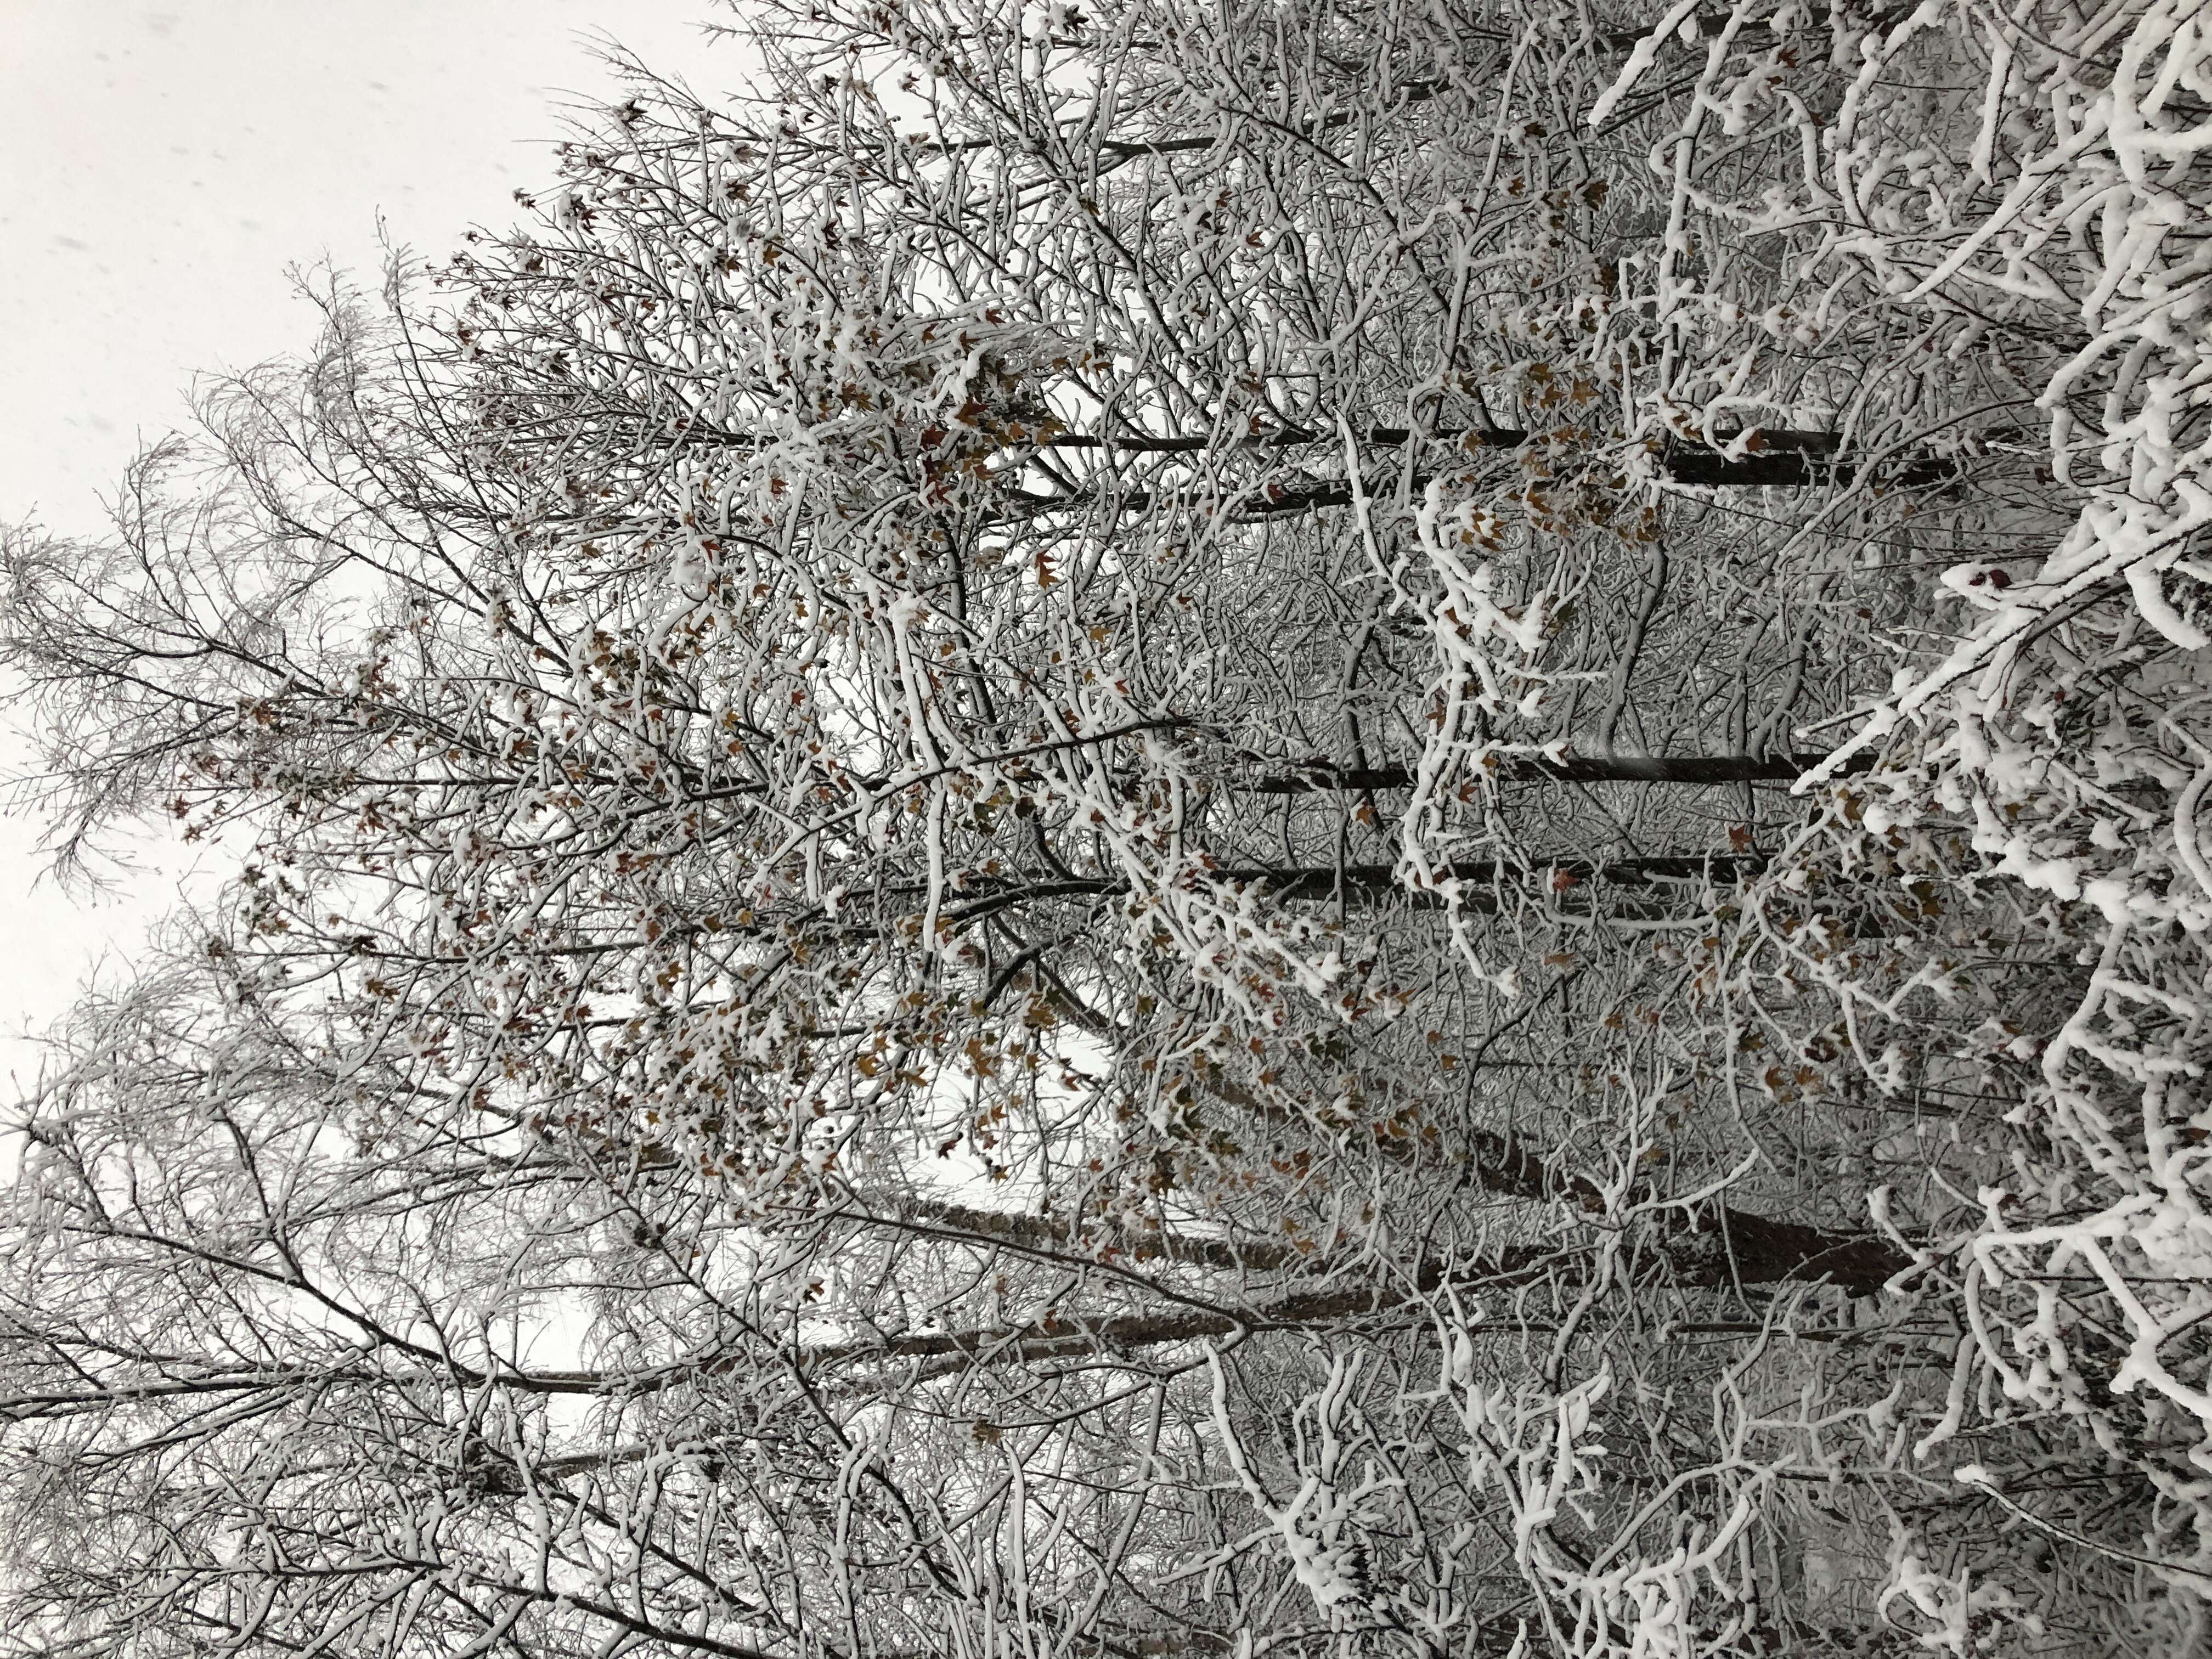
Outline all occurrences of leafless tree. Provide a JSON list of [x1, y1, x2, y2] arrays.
[[4, 1, 2210, 1654]]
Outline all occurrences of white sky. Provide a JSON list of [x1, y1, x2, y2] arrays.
[[0, 1, 742, 1090]]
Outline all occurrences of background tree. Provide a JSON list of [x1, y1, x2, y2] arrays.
[[3, 1, 2209, 1655]]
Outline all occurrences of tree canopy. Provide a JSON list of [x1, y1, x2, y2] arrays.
[[4, 1, 2212, 1655]]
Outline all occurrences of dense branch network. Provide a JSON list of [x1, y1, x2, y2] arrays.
[[2, 1, 2209, 1656]]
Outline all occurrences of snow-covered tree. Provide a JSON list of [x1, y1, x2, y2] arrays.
[[4, 1, 2210, 1654]]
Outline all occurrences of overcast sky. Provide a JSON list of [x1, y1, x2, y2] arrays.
[[0, 1, 738, 1086]]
